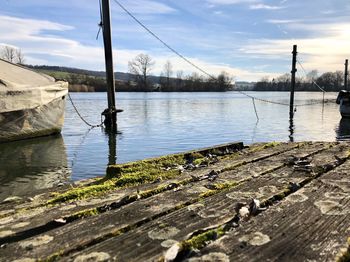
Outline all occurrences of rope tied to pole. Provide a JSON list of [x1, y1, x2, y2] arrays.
[[68, 93, 103, 128], [252, 97, 259, 121]]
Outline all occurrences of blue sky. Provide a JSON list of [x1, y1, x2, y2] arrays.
[[1, 0, 349, 81]]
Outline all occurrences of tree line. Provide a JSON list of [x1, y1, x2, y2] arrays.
[[254, 70, 345, 92], [1, 46, 233, 92], [3, 45, 344, 92], [127, 53, 233, 92]]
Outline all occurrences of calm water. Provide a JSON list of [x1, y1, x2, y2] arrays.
[[1, 91, 348, 200]]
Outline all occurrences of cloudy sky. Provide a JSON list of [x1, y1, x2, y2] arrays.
[[0, 0, 349, 81]]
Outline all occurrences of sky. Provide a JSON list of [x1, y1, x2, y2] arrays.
[[0, 0, 349, 81]]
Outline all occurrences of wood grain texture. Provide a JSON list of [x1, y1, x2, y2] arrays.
[[0, 141, 348, 262]]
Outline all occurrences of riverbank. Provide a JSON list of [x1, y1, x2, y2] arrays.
[[1, 141, 349, 261]]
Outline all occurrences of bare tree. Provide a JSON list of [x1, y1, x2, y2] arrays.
[[15, 48, 25, 64], [163, 60, 173, 88], [1, 46, 25, 64], [1, 46, 16, 63], [175, 70, 184, 90], [128, 53, 155, 90], [306, 70, 318, 83], [216, 71, 233, 91]]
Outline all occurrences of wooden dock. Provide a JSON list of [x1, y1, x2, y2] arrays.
[[0, 141, 350, 261]]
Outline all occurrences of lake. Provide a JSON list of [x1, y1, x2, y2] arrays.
[[0, 91, 348, 200]]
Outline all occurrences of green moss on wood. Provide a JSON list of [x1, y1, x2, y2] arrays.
[[42, 249, 65, 262], [260, 188, 290, 208], [48, 144, 243, 205], [69, 208, 99, 220], [193, 158, 206, 166], [106, 154, 188, 179], [199, 181, 238, 198], [115, 169, 181, 187], [47, 181, 116, 204], [250, 142, 281, 153], [181, 227, 225, 251]]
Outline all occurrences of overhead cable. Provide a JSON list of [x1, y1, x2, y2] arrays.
[[297, 59, 326, 92], [112, 0, 331, 108], [112, 0, 216, 80]]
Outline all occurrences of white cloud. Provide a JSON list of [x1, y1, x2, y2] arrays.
[[0, 15, 73, 37], [0, 15, 102, 67], [240, 22, 350, 74], [119, 0, 176, 14], [2, 9, 349, 83], [206, 0, 257, 5], [214, 11, 224, 15], [249, 4, 285, 10], [320, 10, 336, 15], [0, 15, 265, 80], [267, 19, 301, 24], [206, 0, 286, 10]]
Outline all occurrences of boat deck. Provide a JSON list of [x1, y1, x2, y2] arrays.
[[0, 141, 350, 261]]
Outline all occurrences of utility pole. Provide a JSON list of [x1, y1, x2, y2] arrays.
[[101, 0, 117, 132], [290, 45, 297, 119], [345, 59, 349, 91]]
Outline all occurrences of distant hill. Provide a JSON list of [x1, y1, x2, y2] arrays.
[[24, 64, 234, 92], [26, 65, 160, 84]]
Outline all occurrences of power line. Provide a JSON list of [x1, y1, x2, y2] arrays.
[[113, 0, 287, 105], [112, 0, 216, 80], [112, 0, 331, 108], [297, 59, 325, 92]]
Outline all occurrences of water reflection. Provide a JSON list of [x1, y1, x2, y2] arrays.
[[105, 128, 120, 166], [289, 117, 295, 142], [0, 135, 70, 201], [336, 118, 350, 140]]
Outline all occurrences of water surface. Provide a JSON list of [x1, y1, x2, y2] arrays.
[[0, 91, 347, 200]]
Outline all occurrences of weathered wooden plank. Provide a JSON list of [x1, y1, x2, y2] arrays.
[[0, 142, 327, 260], [189, 151, 350, 262], [0, 142, 299, 240], [1, 142, 347, 262], [60, 143, 347, 262]]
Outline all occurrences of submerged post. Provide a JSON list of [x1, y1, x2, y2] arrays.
[[290, 45, 297, 119], [345, 59, 348, 91], [101, 0, 117, 132]]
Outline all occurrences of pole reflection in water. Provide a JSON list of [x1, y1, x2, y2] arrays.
[[104, 128, 121, 166], [0, 134, 70, 201], [336, 118, 350, 141], [289, 117, 295, 142]]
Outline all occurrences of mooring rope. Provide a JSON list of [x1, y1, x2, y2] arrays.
[[67, 93, 103, 128], [251, 98, 259, 121]]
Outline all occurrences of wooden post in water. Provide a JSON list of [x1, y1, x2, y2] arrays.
[[101, 0, 117, 132], [345, 59, 348, 91], [290, 45, 297, 119]]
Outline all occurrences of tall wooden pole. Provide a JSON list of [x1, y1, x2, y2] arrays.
[[290, 45, 297, 119], [101, 0, 117, 132], [345, 59, 348, 91]]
